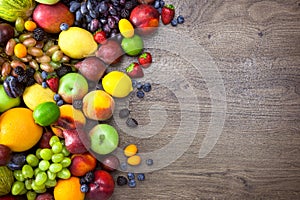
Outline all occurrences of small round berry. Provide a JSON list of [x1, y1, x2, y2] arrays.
[[84, 171, 94, 183], [146, 159, 154, 166], [57, 99, 64, 106], [60, 23, 69, 31], [132, 79, 138, 88], [137, 173, 145, 181], [127, 172, 135, 180], [41, 71, 48, 80], [80, 184, 89, 193], [80, 177, 87, 185], [177, 15, 185, 24], [154, 0, 160, 9], [136, 90, 145, 98], [136, 82, 143, 90], [128, 179, 136, 188], [160, 1, 165, 8], [117, 176, 128, 186], [42, 81, 47, 88], [142, 83, 152, 93], [171, 19, 178, 26], [120, 162, 127, 171], [54, 94, 61, 101]]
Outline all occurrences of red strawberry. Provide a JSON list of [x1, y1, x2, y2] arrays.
[[126, 62, 144, 78], [138, 52, 152, 68], [161, 4, 175, 25], [46, 76, 59, 93], [94, 29, 107, 44]]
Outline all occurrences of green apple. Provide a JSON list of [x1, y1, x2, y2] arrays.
[[89, 124, 119, 155], [121, 34, 144, 56], [0, 85, 20, 113], [35, 0, 61, 5], [58, 73, 88, 104]]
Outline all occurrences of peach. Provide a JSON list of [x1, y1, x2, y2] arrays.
[[69, 152, 97, 177], [82, 90, 115, 121], [50, 104, 86, 138]]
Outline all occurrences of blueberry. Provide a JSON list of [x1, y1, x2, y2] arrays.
[[171, 19, 178, 26], [127, 172, 135, 180], [54, 94, 61, 101], [146, 159, 154, 166], [128, 179, 136, 188], [41, 71, 48, 80], [57, 99, 64, 106], [12, 153, 26, 166], [117, 176, 128, 186], [177, 15, 185, 24], [42, 81, 47, 88], [154, 0, 160, 9], [132, 79, 138, 88], [160, 0, 165, 8], [137, 173, 145, 181], [80, 184, 89, 193], [60, 23, 69, 31], [120, 162, 127, 171], [136, 82, 143, 90], [142, 83, 152, 92], [136, 90, 145, 98], [126, 118, 138, 128], [84, 171, 94, 183], [80, 177, 87, 185]]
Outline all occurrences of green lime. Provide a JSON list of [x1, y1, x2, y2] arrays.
[[121, 34, 144, 56], [33, 102, 60, 126]]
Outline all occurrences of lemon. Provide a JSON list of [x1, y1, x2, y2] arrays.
[[58, 27, 98, 59], [102, 71, 133, 98], [23, 83, 56, 110], [33, 102, 60, 126]]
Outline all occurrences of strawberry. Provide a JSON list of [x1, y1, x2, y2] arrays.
[[126, 62, 144, 78], [161, 4, 175, 25], [94, 29, 107, 44], [138, 52, 152, 68], [46, 76, 59, 93]]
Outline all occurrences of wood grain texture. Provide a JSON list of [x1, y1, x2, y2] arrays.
[[111, 0, 300, 199]]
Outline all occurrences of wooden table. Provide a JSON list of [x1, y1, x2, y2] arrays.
[[111, 0, 300, 199]]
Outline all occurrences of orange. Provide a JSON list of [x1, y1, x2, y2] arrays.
[[54, 177, 85, 200], [0, 107, 43, 152]]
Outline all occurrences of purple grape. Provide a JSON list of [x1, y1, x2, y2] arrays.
[[108, 16, 116, 29], [75, 10, 83, 21], [89, 19, 100, 32], [120, 0, 126, 6], [80, 2, 88, 14], [112, 15, 120, 23], [103, 23, 111, 34], [100, 17, 108, 25], [99, 1, 109, 13], [109, 6, 117, 16]]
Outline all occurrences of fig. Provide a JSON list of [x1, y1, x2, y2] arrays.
[[74, 56, 107, 82], [95, 40, 124, 65], [0, 23, 14, 46]]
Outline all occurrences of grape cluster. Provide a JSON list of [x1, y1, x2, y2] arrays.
[[66, 0, 138, 37], [10, 136, 71, 199]]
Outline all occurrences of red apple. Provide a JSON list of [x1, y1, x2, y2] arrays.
[[69, 152, 97, 177], [130, 4, 160, 36], [35, 192, 54, 200], [32, 2, 74, 34], [63, 129, 88, 154], [0, 144, 11, 166], [86, 170, 115, 200]]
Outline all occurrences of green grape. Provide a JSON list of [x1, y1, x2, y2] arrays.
[[27, 190, 37, 200], [57, 168, 71, 179], [14, 170, 25, 181], [25, 179, 33, 190], [35, 188, 47, 194], [62, 146, 70, 157], [11, 181, 25, 195], [52, 153, 64, 163], [34, 167, 42, 176], [39, 160, 50, 171], [49, 163, 62, 173], [52, 141, 63, 154], [49, 135, 60, 147], [45, 178, 57, 188], [60, 157, 71, 168], [40, 148, 53, 161], [47, 170, 56, 180], [60, 140, 65, 146], [22, 164, 34, 179], [35, 171, 48, 186], [26, 154, 39, 167], [19, 187, 27, 195], [31, 180, 46, 191], [35, 148, 42, 159]]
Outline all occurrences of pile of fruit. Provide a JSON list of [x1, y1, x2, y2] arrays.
[[0, 0, 184, 199]]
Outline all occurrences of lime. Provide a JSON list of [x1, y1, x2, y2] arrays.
[[102, 71, 133, 98], [121, 34, 144, 56], [33, 102, 60, 126]]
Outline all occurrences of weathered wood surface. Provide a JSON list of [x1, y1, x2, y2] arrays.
[[111, 0, 300, 199]]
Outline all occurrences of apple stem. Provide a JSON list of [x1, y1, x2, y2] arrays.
[[99, 134, 105, 145]]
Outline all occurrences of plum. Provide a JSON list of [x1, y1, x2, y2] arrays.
[[0, 144, 12, 166], [95, 40, 124, 65], [0, 23, 14, 46], [74, 56, 107, 82]]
